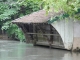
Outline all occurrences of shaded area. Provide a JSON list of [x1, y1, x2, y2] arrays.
[[17, 23, 64, 48], [0, 40, 80, 60]]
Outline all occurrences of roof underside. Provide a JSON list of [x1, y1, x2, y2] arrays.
[[12, 10, 63, 24]]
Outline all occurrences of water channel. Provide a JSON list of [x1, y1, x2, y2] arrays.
[[0, 40, 80, 60]]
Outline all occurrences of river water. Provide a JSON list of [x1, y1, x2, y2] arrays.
[[0, 40, 80, 60]]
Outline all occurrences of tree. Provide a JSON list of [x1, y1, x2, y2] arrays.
[[0, 0, 25, 41], [0, 0, 41, 41], [18, 0, 80, 20], [43, 0, 80, 20]]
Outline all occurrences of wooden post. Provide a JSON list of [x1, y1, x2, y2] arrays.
[[49, 25, 53, 48], [35, 24, 38, 41], [33, 24, 37, 46]]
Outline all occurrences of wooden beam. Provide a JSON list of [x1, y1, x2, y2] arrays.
[[26, 33, 59, 36]]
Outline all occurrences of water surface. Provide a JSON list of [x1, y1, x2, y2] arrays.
[[0, 40, 80, 60]]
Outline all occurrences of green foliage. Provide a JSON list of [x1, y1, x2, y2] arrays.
[[43, 0, 80, 20], [18, 0, 42, 12], [2, 21, 25, 41], [15, 28, 25, 42], [0, 0, 26, 41], [0, 9, 18, 21], [0, 2, 8, 14], [0, 1, 19, 21], [48, 13, 69, 24]]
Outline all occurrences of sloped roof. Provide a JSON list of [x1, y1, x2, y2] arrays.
[[12, 10, 63, 24]]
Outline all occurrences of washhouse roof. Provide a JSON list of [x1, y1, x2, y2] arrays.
[[12, 10, 63, 24]]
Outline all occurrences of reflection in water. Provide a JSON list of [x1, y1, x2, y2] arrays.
[[0, 40, 80, 60]]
